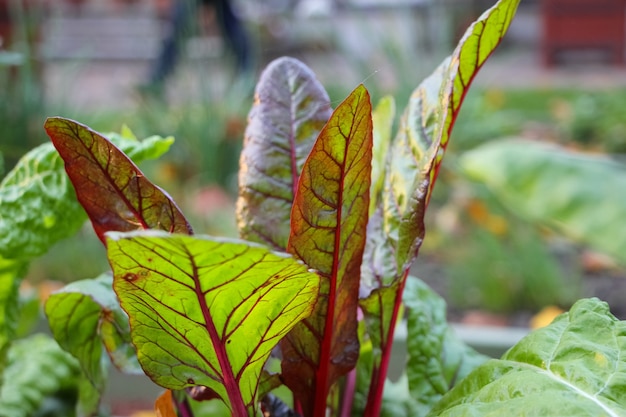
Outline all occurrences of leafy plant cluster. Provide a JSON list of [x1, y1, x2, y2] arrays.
[[2, 1, 626, 417]]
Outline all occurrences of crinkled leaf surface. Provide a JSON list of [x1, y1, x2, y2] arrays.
[[0, 334, 79, 417], [282, 84, 372, 416], [404, 276, 487, 417], [45, 273, 141, 388], [106, 231, 320, 417], [237, 56, 332, 250], [45, 117, 191, 244], [0, 258, 25, 382], [0, 127, 175, 259], [428, 298, 626, 417], [461, 139, 626, 266]]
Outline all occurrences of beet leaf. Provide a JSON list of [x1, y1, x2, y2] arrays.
[[44, 117, 192, 244], [237, 57, 332, 250], [360, 1, 521, 415], [281, 84, 373, 417], [106, 231, 320, 417], [2, 125, 173, 260], [45, 273, 142, 412]]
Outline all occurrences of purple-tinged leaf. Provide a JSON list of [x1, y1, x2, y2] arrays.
[[107, 231, 320, 417], [44, 117, 192, 244], [1, 129, 174, 260], [281, 84, 372, 417], [237, 57, 332, 250]]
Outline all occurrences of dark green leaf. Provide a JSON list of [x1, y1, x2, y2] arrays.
[[44, 117, 191, 244], [282, 84, 372, 416], [0, 334, 80, 417], [107, 231, 320, 417], [428, 298, 626, 417], [404, 276, 487, 417], [0, 258, 25, 384], [237, 57, 332, 250]]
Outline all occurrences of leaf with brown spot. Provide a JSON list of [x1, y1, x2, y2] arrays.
[[107, 231, 320, 417]]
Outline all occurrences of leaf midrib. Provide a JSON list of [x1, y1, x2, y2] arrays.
[[505, 360, 621, 417]]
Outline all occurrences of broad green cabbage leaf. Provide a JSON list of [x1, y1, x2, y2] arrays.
[[405, 276, 487, 417], [428, 298, 626, 417], [0, 334, 79, 417]]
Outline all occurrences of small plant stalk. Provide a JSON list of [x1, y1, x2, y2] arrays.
[[363, 270, 410, 417]]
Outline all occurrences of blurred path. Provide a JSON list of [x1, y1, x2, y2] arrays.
[[39, 3, 626, 112]]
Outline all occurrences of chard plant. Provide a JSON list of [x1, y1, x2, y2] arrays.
[[2, 0, 626, 416]]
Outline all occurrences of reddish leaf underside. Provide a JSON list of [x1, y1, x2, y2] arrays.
[[281, 84, 373, 417], [237, 57, 332, 251], [44, 117, 192, 243]]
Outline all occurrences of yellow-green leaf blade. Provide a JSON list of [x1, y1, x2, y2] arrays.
[[391, 0, 521, 273], [107, 231, 320, 417], [45, 274, 141, 385]]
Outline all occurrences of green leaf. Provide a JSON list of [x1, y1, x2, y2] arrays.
[[0, 258, 25, 383], [0, 127, 175, 260], [237, 57, 332, 250], [106, 231, 320, 417], [45, 274, 142, 416], [281, 84, 372, 416], [0, 143, 78, 260], [359, 2, 520, 414], [0, 334, 80, 417], [428, 298, 626, 417], [77, 374, 102, 417], [460, 139, 626, 266], [404, 276, 487, 417], [44, 117, 191, 244], [45, 274, 141, 390]]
